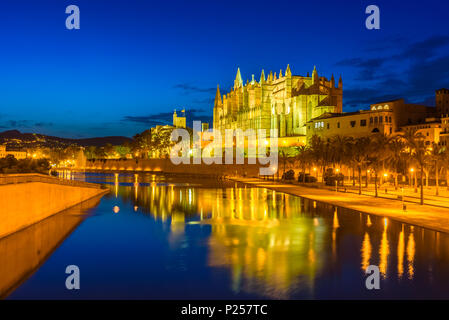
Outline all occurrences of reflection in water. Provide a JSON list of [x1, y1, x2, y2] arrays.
[[397, 227, 404, 279], [8, 172, 449, 299], [361, 233, 371, 271], [0, 196, 102, 298], [407, 230, 415, 280], [379, 219, 389, 278], [89, 173, 449, 298]]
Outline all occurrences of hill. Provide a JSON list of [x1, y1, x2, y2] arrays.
[[0, 130, 133, 149]]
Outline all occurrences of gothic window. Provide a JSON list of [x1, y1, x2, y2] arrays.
[[360, 119, 367, 126], [337, 122, 340, 128], [350, 121, 356, 128]]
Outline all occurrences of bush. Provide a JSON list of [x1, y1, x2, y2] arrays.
[[0, 155, 50, 174], [324, 168, 344, 186], [297, 172, 317, 183], [282, 169, 295, 180]]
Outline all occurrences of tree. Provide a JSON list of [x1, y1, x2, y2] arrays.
[[351, 137, 371, 195], [368, 133, 391, 197], [386, 137, 407, 190], [401, 128, 428, 205], [430, 142, 445, 196]]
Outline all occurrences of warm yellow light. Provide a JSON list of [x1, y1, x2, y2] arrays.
[[383, 173, 388, 177], [336, 168, 340, 173], [282, 140, 287, 145], [410, 168, 414, 172], [264, 139, 269, 146], [113, 206, 120, 213], [313, 167, 317, 171], [367, 169, 370, 173]]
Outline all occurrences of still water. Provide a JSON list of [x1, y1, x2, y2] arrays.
[[4, 172, 449, 299]]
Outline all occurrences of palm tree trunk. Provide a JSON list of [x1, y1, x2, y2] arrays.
[[420, 166, 424, 205], [358, 166, 362, 195], [374, 172, 378, 197], [436, 162, 439, 196], [447, 168, 449, 191], [414, 173, 418, 193], [352, 167, 356, 186], [365, 170, 369, 187]]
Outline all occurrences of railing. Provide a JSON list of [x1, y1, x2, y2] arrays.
[[0, 173, 103, 189]]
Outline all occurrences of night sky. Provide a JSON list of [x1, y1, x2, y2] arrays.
[[0, 0, 448, 138]]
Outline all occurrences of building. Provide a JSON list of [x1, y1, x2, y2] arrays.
[[173, 110, 186, 128], [0, 145, 27, 159], [307, 109, 395, 141], [307, 96, 438, 142], [402, 118, 442, 147], [439, 115, 449, 147], [436, 88, 449, 117], [213, 65, 342, 145]]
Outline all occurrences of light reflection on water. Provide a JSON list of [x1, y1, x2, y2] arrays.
[[5, 172, 449, 299]]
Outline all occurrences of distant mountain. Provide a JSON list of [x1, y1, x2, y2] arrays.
[[0, 130, 133, 148]]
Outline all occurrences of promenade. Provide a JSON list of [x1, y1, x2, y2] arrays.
[[229, 177, 449, 234]]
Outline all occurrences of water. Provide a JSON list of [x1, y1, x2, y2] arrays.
[[3, 172, 449, 299]]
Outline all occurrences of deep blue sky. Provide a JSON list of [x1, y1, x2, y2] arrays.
[[0, 0, 448, 138]]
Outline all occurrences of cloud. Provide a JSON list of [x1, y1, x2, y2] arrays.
[[35, 122, 53, 127], [173, 83, 216, 94], [336, 35, 449, 109], [336, 58, 386, 81], [122, 108, 212, 127]]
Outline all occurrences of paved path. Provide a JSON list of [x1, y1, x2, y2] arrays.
[[229, 177, 449, 234]]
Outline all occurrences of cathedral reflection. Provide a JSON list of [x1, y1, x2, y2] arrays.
[[108, 174, 449, 298]]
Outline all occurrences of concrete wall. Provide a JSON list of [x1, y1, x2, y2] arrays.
[[0, 196, 102, 298], [0, 174, 107, 238], [81, 158, 268, 177]]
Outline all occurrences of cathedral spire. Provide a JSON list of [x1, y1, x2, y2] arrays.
[[331, 74, 335, 88], [234, 67, 243, 88], [285, 64, 292, 76], [312, 65, 318, 84], [338, 75, 343, 89], [279, 69, 283, 78], [260, 69, 265, 84], [214, 85, 222, 108]]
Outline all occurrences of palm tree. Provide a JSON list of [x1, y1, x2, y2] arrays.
[[330, 135, 352, 184], [430, 142, 445, 196], [386, 137, 407, 190], [309, 135, 326, 183], [400, 128, 427, 205], [294, 145, 310, 175], [351, 137, 371, 195], [368, 133, 391, 197]]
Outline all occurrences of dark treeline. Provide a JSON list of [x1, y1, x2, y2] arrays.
[[0, 155, 50, 174]]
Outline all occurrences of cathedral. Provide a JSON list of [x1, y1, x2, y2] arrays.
[[213, 65, 342, 145]]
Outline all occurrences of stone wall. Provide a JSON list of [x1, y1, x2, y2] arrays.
[[81, 158, 267, 177], [0, 174, 107, 238]]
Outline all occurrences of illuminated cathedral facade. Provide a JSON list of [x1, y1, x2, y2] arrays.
[[213, 65, 342, 144]]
